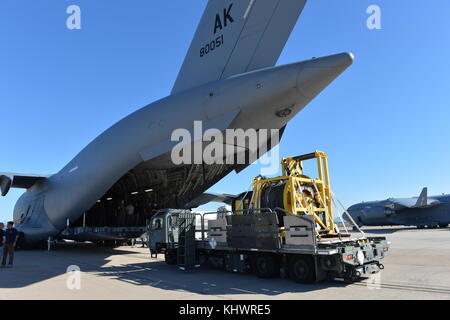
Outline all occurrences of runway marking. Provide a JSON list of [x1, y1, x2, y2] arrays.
[[352, 281, 450, 295], [230, 287, 258, 294]]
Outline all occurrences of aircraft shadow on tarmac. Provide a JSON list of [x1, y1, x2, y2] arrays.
[[1, 243, 348, 295], [0, 243, 138, 290]]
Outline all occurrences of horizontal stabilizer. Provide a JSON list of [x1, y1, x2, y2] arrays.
[[184, 192, 237, 208], [0, 173, 49, 196]]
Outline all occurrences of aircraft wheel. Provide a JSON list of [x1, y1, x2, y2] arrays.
[[289, 255, 316, 284], [165, 250, 177, 265], [251, 253, 279, 279], [102, 240, 119, 247]]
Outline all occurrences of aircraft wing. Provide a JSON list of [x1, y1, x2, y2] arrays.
[[388, 188, 441, 209], [184, 192, 237, 209], [0, 173, 49, 196]]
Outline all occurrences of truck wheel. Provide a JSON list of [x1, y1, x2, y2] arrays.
[[289, 256, 316, 284], [439, 223, 449, 228], [165, 251, 177, 265], [252, 254, 279, 278]]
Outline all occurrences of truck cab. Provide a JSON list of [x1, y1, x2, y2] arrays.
[[148, 209, 186, 259]]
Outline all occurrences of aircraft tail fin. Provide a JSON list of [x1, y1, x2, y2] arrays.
[[171, 0, 308, 94], [415, 187, 428, 207]]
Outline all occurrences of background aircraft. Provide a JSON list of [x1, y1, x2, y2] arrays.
[[347, 188, 450, 229], [0, 0, 354, 246]]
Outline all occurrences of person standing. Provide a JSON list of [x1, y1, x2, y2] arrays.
[[0, 223, 5, 248], [125, 203, 135, 226], [2, 221, 19, 268], [116, 200, 127, 227], [152, 203, 159, 215]]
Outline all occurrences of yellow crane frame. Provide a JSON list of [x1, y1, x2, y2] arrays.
[[252, 151, 336, 235]]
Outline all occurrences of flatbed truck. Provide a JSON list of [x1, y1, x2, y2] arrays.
[[148, 152, 390, 283]]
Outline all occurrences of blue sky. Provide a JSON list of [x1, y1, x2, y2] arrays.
[[1, 0, 450, 221]]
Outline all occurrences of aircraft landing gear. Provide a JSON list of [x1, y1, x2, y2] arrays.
[[47, 236, 55, 251]]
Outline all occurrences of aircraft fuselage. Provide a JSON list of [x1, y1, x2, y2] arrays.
[[347, 195, 450, 228], [14, 53, 353, 244]]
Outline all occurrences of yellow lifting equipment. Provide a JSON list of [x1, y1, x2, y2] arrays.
[[250, 151, 338, 237]]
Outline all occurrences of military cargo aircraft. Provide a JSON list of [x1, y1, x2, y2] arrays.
[[0, 0, 354, 246], [347, 188, 450, 229]]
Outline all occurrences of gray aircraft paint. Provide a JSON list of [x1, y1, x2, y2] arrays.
[[172, 0, 307, 94], [1, 0, 354, 244], [347, 188, 450, 228]]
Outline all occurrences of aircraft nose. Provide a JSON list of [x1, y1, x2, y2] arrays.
[[297, 52, 354, 99]]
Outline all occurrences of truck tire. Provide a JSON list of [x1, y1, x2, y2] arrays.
[[439, 223, 449, 228], [251, 254, 279, 278], [165, 250, 177, 265], [289, 256, 316, 284]]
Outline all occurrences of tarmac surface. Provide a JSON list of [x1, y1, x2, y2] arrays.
[[0, 226, 449, 300]]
